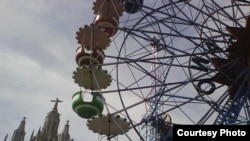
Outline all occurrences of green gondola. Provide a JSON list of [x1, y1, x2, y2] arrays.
[[72, 91, 105, 119]]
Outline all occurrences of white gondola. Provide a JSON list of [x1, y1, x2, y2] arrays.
[[73, 66, 112, 90], [87, 114, 130, 136]]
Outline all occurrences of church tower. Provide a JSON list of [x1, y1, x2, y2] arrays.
[[31, 98, 62, 141], [29, 98, 74, 141], [10, 117, 26, 141], [4, 98, 73, 141], [58, 121, 73, 141]]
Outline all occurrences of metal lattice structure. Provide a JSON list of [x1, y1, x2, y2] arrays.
[[71, 0, 250, 140]]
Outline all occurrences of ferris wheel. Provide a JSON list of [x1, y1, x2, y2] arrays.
[[71, 0, 250, 141]]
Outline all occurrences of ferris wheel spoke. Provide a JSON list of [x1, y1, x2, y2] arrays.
[[71, 0, 250, 140]]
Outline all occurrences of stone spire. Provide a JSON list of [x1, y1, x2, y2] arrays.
[[11, 117, 26, 141], [42, 98, 62, 141], [32, 98, 62, 141], [29, 130, 34, 141], [58, 120, 73, 141], [4, 134, 8, 141]]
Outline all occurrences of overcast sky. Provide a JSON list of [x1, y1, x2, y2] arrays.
[[0, 0, 147, 140], [0, 0, 97, 140], [0, 0, 249, 141]]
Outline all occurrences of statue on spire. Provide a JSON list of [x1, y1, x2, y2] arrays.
[[50, 97, 63, 111]]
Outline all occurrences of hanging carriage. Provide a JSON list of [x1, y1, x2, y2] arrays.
[[75, 46, 105, 67], [122, 0, 144, 14], [72, 91, 105, 119], [92, 0, 124, 37]]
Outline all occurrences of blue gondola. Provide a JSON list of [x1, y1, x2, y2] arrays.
[[123, 0, 143, 14]]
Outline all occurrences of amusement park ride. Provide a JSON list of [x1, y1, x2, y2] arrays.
[[71, 0, 250, 141]]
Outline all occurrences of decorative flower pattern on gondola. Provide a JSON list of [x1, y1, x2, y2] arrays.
[[87, 114, 130, 136], [71, 0, 143, 136], [73, 66, 112, 90]]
